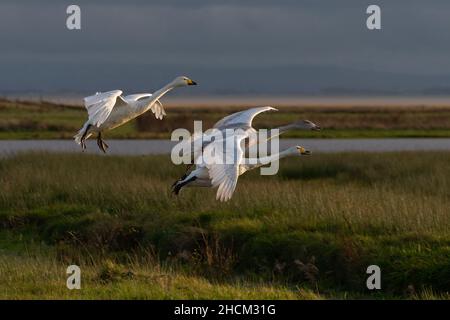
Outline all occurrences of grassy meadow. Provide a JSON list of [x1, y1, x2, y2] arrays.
[[1, 151, 450, 299], [3, 98, 450, 139]]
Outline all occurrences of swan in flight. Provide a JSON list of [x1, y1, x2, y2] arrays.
[[74, 75, 197, 152], [177, 106, 320, 173], [172, 131, 312, 201]]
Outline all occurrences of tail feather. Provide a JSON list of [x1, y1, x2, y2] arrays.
[[73, 127, 85, 145], [74, 123, 92, 145]]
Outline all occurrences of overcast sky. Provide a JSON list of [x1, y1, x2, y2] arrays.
[[2, 0, 450, 94]]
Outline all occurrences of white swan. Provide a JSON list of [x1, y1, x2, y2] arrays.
[[172, 131, 312, 202], [178, 106, 320, 173], [74, 75, 197, 152]]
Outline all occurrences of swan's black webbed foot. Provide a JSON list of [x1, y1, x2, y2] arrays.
[[96, 132, 109, 153]]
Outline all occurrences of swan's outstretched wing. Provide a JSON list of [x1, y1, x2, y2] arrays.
[[204, 133, 247, 202], [123, 93, 166, 120], [213, 106, 277, 130], [181, 107, 277, 164], [84, 90, 124, 127], [177, 107, 276, 167], [122, 93, 152, 103]]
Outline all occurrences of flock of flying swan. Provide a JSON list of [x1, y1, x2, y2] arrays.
[[75, 76, 321, 201]]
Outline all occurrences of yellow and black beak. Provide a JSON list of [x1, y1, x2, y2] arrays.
[[298, 147, 312, 155], [187, 79, 197, 86]]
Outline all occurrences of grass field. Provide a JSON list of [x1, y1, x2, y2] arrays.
[[1, 152, 450, 299], [3, 98, 450, 139]]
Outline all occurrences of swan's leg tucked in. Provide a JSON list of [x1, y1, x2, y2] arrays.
[[80, 124, 92, 151], [172, 176, 197, 195], [96, 132, 109, 153]]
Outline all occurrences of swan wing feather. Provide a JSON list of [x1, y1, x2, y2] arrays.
[[205, 133, 247, 202], [122, 93, 152, 103], [83, 90, 124, 127], [213, 106, 277, 130], [150, 99, 166, 120]]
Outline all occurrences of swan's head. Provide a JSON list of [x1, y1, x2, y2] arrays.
[[172, 76, 197, 87], [293, 120, 321, 131], [295, 146, 312, 156]]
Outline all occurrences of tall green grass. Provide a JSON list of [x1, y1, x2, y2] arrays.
[[1, 152, 450, 298], [0, 253, 322, 299]]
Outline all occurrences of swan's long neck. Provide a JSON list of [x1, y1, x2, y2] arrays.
[[136, 81, 176, 113], [278, 123, 299, 134], [152, 82, 176, 101], [264, 123, 299, 144], [242, 148, 295, 172]]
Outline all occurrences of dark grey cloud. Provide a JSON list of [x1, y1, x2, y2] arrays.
[[2, 1, 450, 94]]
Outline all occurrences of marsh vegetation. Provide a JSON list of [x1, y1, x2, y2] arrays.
[[1, 152, 449, 299], [3, 99, 450, 139]]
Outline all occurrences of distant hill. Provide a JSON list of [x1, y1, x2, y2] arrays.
[[3, 63, 450, 96]]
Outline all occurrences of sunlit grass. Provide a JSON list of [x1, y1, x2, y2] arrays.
[[3, 99, 450, 139], [1, 152, 450, 299], [0, 254, 324, 299]]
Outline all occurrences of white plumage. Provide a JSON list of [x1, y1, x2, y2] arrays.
[[172, 108, 318, 201], [213, 106, 277, 129], [204, 133, 247, 201], [179, 106, 320, 167], [83, 90, 124, 127], [74, 75, 197, 152]]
